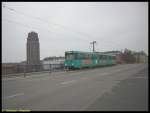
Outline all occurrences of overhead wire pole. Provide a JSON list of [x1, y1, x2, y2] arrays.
[[90, 41, 96, 52]]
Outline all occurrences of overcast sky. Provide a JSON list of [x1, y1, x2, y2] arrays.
[[2, 2, 148, 63]]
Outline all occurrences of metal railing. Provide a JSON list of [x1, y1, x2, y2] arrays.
[[2, 64, 65, 77]]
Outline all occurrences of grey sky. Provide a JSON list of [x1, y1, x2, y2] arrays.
[[2, 2, 148, 63]]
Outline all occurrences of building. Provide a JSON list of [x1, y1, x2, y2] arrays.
[[42, 56, 65, 70], [26, 31, 41, 71], [27, 31, 40, 65], [133, 51, 148, 63]]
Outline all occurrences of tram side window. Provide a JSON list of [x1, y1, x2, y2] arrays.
[[84, 54, 88, 59], [87, 54, 92, 59], [95, 54, 99, 59], [104, 55, 108, 60], [89, 54, 92, 59], [92, 54, 97, 59], [107, 56, 109, 60], [78, 54, 81, 59], [111, 56, 113, 60], [99, 55, 102, 59], [84, 53, 89, 59], [103, 55, 106, 60], [105, 56, 107, 60], [101, 55, 104, 60], [77, 53, 85, 59], [113, 56, 116, 60], [109, 56, 112, 60], [85, 54, 88, 59], [100, 55, 103, 60], [112, 56, 114, 60], [110, 56, 112, 60], [106, 56, 108, 60], [76, 53, 80, 59]]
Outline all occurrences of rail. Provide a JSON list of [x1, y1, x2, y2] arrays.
[[2, 64, 65, 77]]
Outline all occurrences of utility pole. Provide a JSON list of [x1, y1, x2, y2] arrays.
[[90, 41, 96, 52]]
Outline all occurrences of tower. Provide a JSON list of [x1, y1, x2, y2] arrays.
[[26, 31, 40, 71]]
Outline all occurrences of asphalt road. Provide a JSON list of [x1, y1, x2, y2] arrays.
[[2, 64, 148, 111]]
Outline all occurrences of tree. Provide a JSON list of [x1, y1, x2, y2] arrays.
[[122, 49, 136, 63]]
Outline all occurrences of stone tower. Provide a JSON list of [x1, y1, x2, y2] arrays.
[[26, 31, 40, 66]]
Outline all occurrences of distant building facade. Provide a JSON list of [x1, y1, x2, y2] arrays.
[[42, 56, 65, 70], [133, 51, 148, 63]]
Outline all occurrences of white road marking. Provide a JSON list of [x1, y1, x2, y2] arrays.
[[82, 77, 90, 80], [26, 76, 50, 82], [81, 72, 109, 81], [100, 73, 109, 76], [135, 77, 148, 79], [2, 77, 25, 81], [3, 93, 24, 99], [114, 69, 122, 72], [61, 80, 77, 85]]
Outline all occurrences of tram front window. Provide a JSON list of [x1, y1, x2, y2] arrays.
[[66, 54, 74, 60]]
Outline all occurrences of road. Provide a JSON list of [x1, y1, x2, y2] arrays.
[[2, 64, 148, 111]]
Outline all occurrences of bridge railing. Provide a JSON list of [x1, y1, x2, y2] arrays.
[[2, 64, 65, 77]]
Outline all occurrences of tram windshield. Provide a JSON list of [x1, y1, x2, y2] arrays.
[[66, 54, 75, 60]]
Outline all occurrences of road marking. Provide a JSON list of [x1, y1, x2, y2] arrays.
[[25, 76, 50, 82], [3, 93, 24, 99], [135, 77, 148, 79], [114, 69, 122, 72], [100, 73, 109, 76], [82, 77, 90, 80], [81, 72, 109, 81], [61, 80, 77, 85], [2, 77, 25, 81]]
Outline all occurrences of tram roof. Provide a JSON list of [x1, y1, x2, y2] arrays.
[[65, 51, 116, 56]]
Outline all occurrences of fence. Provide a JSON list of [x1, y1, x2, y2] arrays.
[[2, 64, 65, 76]]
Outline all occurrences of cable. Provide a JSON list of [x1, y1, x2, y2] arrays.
[[3, 18, 122, 50], [3, 4, 77, 35], [3, 18, 122, 55], [2, 18, 87, 42], [2, 18, 38, 30], [3, 4, 91, 41], [2, 4, 123, 49]]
